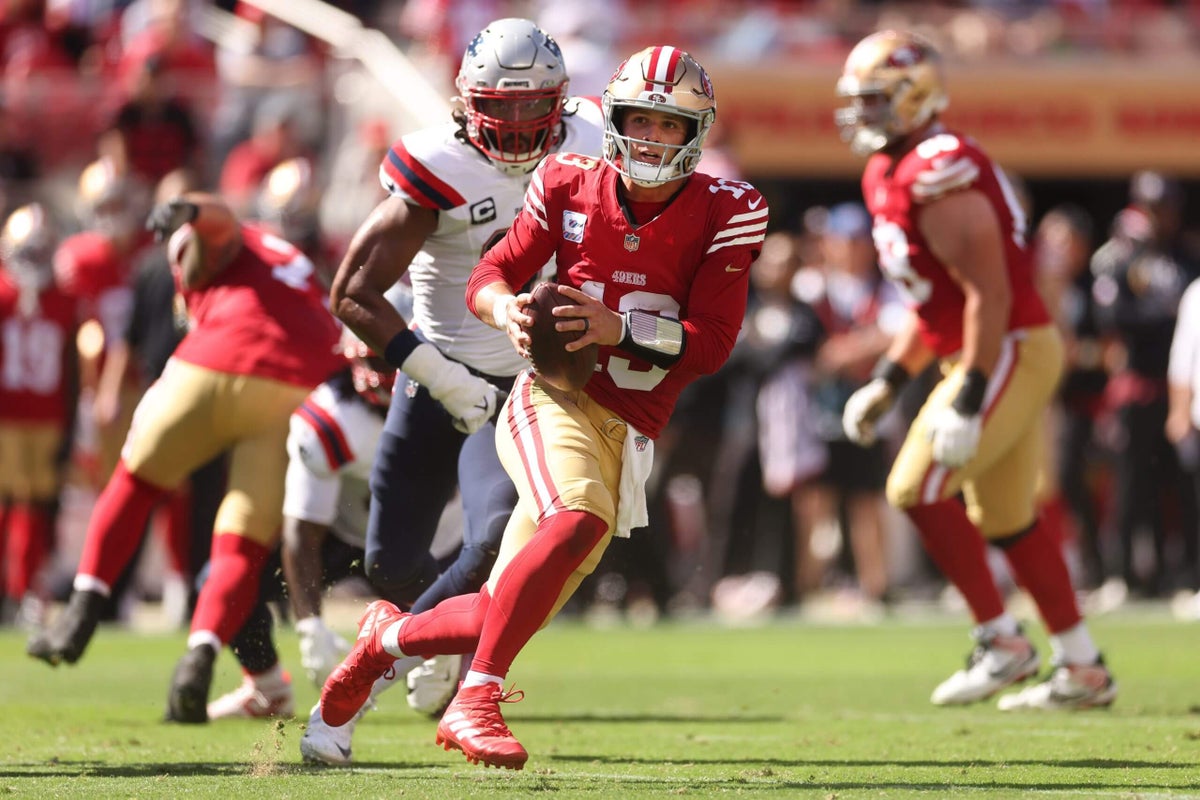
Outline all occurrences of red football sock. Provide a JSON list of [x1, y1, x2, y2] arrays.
[[1000, 517, 1082, 633], [4, 502, 50, 598], [3, 502, 25, 598], [189, 534, 271, 644], [0, 501, 10, 575], [398, 589, 492, 658], [76, 461, 169, 589], [1038, 492, 1070, 548], [471, 510, 608, 678], [905, 500, 1006, 624], [160, 488, 192, 577]]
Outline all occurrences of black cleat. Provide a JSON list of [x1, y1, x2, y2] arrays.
[[26, 589, 107, 667], [165, 644, 217, 724]]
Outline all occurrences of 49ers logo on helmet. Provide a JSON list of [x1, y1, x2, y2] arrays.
[[887, 45, 921, 67]]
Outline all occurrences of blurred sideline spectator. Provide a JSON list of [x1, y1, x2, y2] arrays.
[[1090, 171, 1198, 602], [0, 98, 40, 224], [218, 95, 313, 218], [396, 0, 506, 86], [1032, 204, 1110, 591], [209, 3, 326, 176], [799, 202, 907, 614], [535, 0, 622, 97], [112, 0, 217, 111], [318, 116, 391, 257], [706, 230, 824, 620], [97, 48, 202, 189]]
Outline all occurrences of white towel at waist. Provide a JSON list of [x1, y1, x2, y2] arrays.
[[615, 425, 654, 538]]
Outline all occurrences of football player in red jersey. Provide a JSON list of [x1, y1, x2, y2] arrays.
[[54, 157, 153, 487], [319, 45, 767, 769], [0, 205, 79, 627], [835, 30, 1116, 710], [28, 193, 346, 724]]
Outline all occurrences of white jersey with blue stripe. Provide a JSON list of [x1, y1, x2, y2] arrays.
[[284, 381, 384, 549], [379, 97, 604, 377]]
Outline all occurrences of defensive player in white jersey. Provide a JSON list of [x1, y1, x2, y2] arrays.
[[308, 18, 604, 764]]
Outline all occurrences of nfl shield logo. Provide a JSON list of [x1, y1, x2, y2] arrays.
[[624, 233, 640, 252]]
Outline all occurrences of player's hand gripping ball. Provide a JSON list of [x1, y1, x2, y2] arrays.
[[525, 282, 598, 392]]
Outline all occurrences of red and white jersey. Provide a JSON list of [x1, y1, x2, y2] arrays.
[[469, 154, 768, 439], [173, 224, 345, 388], [861, 128, 1050, 357], [53, 230, 136, 352], [379, 97, 604, 377], [0, 273, 78, 422], [283, 379, 382, 548]]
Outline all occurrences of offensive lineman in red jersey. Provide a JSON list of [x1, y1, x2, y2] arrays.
[[836, 30, 1116, 710], [29, 193, 346, 723], [319, 45, 767, 769], [0, 205, 79, 626]]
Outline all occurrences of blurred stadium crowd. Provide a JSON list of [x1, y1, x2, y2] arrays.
[[1, 0, 1200, 633]]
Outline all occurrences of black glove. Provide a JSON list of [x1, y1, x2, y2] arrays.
[[146, 198, 200, 243]]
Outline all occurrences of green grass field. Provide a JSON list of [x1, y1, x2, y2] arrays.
[[2, 607, 1199, 799]]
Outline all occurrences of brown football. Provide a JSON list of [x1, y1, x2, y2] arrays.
[[526, 282, 599, 392]]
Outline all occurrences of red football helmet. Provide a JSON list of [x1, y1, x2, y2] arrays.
[[454, 18, 569, 176], [344, 336, 396, 408]]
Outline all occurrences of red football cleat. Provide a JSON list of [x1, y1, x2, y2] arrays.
[[320, 600, 407, 726], [436, 683, 528, 770]]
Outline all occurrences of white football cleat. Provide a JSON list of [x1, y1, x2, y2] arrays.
[[931, 627, 1040, 706], [997, 658, 1117, 711], [300, 702, 366, 766], [406, 654, 463, 718], [207, 670, 295, 720]]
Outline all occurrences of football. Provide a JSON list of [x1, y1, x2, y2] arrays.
[[526, 282, 598, 392]]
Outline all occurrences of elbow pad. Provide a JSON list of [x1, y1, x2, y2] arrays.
[[618, 310, 685, 369]]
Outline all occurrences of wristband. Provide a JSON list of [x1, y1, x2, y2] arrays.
[[872, 358, 911, 392], [952, 368, 988, 415], [383, 328, 421, 369], [618, 310, 685, 369], [492, 295, 515, 329]]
